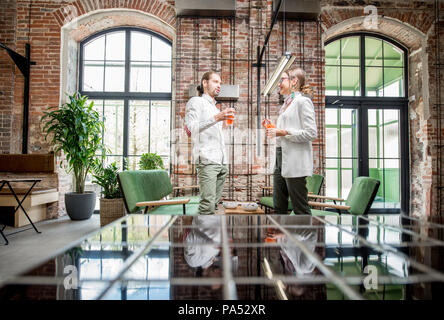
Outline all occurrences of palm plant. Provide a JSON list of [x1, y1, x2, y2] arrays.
[[42, 92, 104, 193], [92, 161, 121, 199]]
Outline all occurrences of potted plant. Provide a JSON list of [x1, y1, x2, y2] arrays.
[[92, 160, 125, 226], [139, 152, 165, 170], [42, 92, 104, 220]]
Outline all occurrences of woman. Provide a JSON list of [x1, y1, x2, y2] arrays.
[[265, 67, 317, 215]]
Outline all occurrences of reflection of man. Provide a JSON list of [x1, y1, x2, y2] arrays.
[[183, 216, 237, 289], [185, 71, 235, 215], [266, 218, 317, 297], [184, 215, 221, 271]]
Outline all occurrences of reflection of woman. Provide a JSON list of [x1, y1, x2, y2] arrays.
[[266, 226, 317, 275], [265, 67, 317, 215], [266, 226, 318, 297]]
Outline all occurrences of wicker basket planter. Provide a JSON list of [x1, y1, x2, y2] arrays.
[[100, 198, 126, 227]]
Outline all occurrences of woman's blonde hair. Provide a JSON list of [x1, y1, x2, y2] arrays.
[[286, 67, 312, 97]]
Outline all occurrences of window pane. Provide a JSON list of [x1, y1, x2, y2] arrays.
[[368, 109, 377, 126], [383, 159, 400, 208], [341, 127, 352, 158], [326, 169, 338, 198], [365, 67, 383, 96], [341, 168, 353, 199], [151, 64, 171, 92], [152, 37, 171, 61], [325, 66, 340, 96], [341, 158, 352, 168], [326, 158, 338, 168], [340, 109, 353, 125], [103, 155, 124, 171], [341, 67, 360, 96], [326, 127, 338, 157], [341, 36, 359, 66], [160, 155, 169, 170], [369, 158, 378, 169], [91, 100, 104, 155], [150, 101, 171, 156], [365, 37, 382, 67], [103, 100, 124, 155], [105, 31, 125, 61], [384, 109, 399, 123], [369, 160, 381, 207], [91, 99, 103, 118], [325, 39, 340, 65], [370, 159, 400, 209], [368, 109, 401, 210], [384, 41, 403, 67], [104, 63, 125, 91], [91, 99, 105, 167], [325, 108, 337, 125], [127, 156, 142, 171], [368, 127, 378, 158], [384, 67, 403, 97], [383, 111, 400, 158], [129, 100, 150, 156], [84, 35, 105, 60], [83, 63, 104, 91], [131, 31, 151, 61], [130, 62, 151, 92]]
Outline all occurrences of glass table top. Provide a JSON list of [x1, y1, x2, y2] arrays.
[[1, 213, 443, 300]]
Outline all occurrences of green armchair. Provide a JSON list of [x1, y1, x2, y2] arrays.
[[117, 170, 200, 215], [308, 176, 380, 216]]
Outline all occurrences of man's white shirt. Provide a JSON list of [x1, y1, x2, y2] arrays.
[[185, 94, 227, 164]]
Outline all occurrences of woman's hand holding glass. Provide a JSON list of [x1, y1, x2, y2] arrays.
[[262, 118, 287, 138]]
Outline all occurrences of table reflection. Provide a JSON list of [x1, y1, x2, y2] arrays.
[[1, 214, 443, 300]]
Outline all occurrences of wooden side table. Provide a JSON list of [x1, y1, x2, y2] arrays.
[[224, 204, 264, 215]]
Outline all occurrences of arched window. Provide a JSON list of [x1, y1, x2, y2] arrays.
[[324, 34, 408, 214], [325, 35, 405, 97], [79, 27, 172, 170]]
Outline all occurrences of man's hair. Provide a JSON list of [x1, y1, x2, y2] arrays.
[[286, 67, 312, 96], [196, 71, 218, 96]]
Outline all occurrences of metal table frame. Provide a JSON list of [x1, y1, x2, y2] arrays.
[[0, 179, 42, 245]]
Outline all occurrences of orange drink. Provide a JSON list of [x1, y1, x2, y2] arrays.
[[262, 118, 275, 129], [226, 114, 234, 125], [265, 237, 277, 243]]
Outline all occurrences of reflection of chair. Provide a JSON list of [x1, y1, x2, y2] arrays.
[[259, 174, 324, 213], [308, 176, 380, 216], [118, 170, 200, 215], [326, 260, 404, 300]]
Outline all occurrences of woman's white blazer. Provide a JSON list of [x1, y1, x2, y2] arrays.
[[276, 92, 317, 178]]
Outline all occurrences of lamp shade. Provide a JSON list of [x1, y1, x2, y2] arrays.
[[261, 53, 296, 96]]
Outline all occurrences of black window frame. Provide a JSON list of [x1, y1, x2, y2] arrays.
[[325, 33, 409, 215], [78, 27, 173, 170]]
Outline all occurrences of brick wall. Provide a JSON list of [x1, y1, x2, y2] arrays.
[[0, 0, 16, 154], [172, 1, 325, 203]]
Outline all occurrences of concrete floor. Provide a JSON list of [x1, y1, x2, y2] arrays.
[[0, 214, 101, 279]]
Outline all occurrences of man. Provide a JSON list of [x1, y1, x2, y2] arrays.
[[185, 71, 235, 215]]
